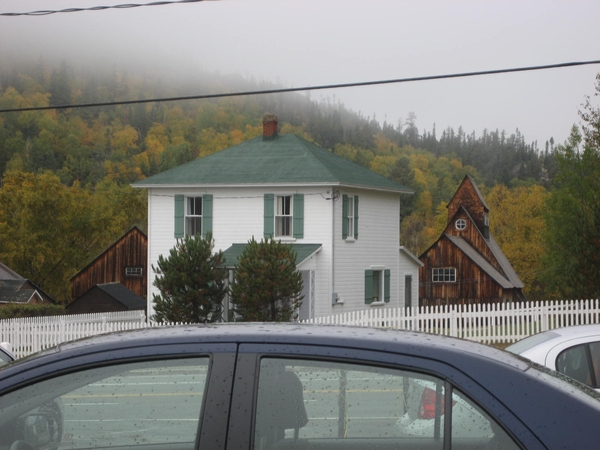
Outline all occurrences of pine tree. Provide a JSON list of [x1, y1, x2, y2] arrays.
[[152, 233, 227, 323], [231, 238, 304, 322], [541, 75, 600, 299]]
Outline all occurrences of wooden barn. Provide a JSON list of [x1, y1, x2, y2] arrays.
[[71, 227, 147, 304], [419, 176, 525, 306]]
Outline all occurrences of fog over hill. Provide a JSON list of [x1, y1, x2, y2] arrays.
[[2, 0, 600, 147]]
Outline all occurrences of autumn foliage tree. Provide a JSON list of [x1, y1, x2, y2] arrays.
[[230, 238, 304, 322], [152, 234, 227, 323], [0, 170, 146, 303], [487, 184, 549, 300]]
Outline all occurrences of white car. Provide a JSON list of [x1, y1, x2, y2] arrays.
[[506, 324, 600, 391], [0, 342, 15, 367]]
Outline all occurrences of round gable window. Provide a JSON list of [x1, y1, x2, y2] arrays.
[[455, 219, 467, 230]]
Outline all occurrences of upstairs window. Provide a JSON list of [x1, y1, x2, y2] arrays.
[[186, 197, 203, 236], [433, 268, 456, 283], [455, 219, 466, 230], [276, 195, 292, 237], [264, 194, 304, 239], [174, 194, 213, 239], [342, 194, 359, 240]]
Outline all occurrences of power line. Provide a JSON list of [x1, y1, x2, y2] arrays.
[[0, 0, 204, 17], [1, 60, 599, 114]]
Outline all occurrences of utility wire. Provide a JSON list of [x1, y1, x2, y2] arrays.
[[1, 60, 599, 114], [0, 0, 204, 17]]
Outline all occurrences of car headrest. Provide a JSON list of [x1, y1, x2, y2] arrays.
[[275, 370, 309, 431]]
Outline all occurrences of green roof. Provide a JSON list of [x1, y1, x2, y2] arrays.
[[133, 134, 412, 193], [222, 243, 322, 268]]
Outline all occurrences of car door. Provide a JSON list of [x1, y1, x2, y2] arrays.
[[226, 343, 540, 450], [0, 343, 236, 450]]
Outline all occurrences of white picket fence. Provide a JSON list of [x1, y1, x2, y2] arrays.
[[305, 299, 600, 344], [0, 311, 148, 358], [2, 300, 599, 358]]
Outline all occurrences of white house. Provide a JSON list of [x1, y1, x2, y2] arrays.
[[133, 114, 421, 320]]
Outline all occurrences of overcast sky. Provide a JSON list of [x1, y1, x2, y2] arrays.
[[1, 0, 599, 147]]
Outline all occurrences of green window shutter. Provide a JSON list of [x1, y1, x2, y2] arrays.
[[293, 194, 304, 239], [203, 194, 213, 238], [342, 194, 348, 239], [354, 195, 359, 240], [174, 194, 184, 238], [384, 269, 391, 303], [364, 270, 374, 304], [264, 194, 274, 238]]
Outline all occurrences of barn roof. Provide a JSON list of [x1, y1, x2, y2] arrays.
[[445, 235, 518, 289]]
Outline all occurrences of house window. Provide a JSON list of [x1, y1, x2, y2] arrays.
[[347, 196, 355, 238], [342, 194, 359, 240], [455, 219, 466, 230], [174, 194, 212, 239], [126, 267, 143, 277], [433, 268, 456, 282], [264, 194, 303, 239], [365, 268, 390, 304], [275, 195, 292, 237], [186, 197, 202, 236]]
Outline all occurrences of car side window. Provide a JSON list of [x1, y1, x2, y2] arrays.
[[0, 357, 209, 450], [557, 344, 592, 386], [253, 358, 518, 450], [590, 342, 600, 388], [0, 350, 11, 367]]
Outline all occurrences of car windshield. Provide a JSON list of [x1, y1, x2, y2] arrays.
[[506, 331, 560, 354]]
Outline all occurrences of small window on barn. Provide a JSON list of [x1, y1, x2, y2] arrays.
[[126, 267, 143, 277], [433, 268, 456, 282], [455, 219, 467, 230]]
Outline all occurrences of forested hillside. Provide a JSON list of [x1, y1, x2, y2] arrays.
[[2, 61, 595, 304]]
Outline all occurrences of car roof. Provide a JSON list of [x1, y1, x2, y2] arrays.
[[506, 324, 600, 355], [15, 323, 528, 372]]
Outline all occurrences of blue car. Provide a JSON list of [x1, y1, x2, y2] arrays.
[[1, 323, 599, 450]]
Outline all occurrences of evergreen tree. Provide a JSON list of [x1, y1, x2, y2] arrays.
[[152, 233, 227, 323], [541, 75, 600, 299], [231, 238, 304, 322]]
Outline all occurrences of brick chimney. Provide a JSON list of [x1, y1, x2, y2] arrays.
[[262, 114, 278, 141]]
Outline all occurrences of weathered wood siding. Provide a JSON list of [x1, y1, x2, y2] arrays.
[[71, 228, 147, 301], [447, 177, 488, 233], [444, 210, 505, 275]]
